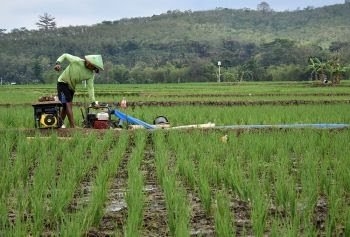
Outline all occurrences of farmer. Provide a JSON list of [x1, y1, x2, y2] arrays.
[[54, 53, 104, 128]]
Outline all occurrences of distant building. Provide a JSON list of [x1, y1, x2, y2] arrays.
[[346, 0, 350, 3]]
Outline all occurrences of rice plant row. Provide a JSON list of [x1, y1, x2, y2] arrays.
[[1, 127, 350, 236]]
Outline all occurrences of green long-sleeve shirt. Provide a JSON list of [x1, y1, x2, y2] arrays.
[[56, 53, 95, 102]]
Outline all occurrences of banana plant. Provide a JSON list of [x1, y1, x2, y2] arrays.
[[308, 57, 348, 84], [307, 57, 318, 81], [327, 57, 348, 84], [308, 57, 326, 81]]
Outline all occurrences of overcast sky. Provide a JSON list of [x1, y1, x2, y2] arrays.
[[0, 0, 345, 31]]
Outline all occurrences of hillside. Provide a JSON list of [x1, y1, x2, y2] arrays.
[[94, 3, 350, 46], [0, 3, 349, 84]]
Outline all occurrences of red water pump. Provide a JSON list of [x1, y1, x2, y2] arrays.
[[81, 103, 120, 129]]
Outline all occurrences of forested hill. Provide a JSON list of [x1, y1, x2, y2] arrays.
[[1, 3, 350, 84]]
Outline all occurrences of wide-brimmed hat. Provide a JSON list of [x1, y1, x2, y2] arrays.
[[85, 55, 104, 71]]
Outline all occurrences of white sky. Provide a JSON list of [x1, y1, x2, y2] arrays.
[[0, 0, 345, 31]]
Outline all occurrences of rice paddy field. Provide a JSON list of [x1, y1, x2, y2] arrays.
[[0, 81, 350, 236]]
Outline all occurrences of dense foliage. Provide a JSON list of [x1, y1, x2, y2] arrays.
[[0, 3, 350, 84]]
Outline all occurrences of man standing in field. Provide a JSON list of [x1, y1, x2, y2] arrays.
[[54, 53, 104, 128]]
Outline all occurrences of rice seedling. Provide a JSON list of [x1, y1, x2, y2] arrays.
[[325, 188, 343, 236], [250, 189, 269, 236], [299, 150, 319, 232], [125, 131, 146, 237], [162, 175, 190, 237], [61, 131, 128, 236], [176, 151, 197, 188], [223, 156, 248, 200], [345, 208, 350, 236], [214, 189, 235, 237], [198, 166, 212, 214], [153, 131, 190, 236], [153, 131, 168, 186]]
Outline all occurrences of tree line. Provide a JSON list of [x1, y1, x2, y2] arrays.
[[0, 3, 349, 84]]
